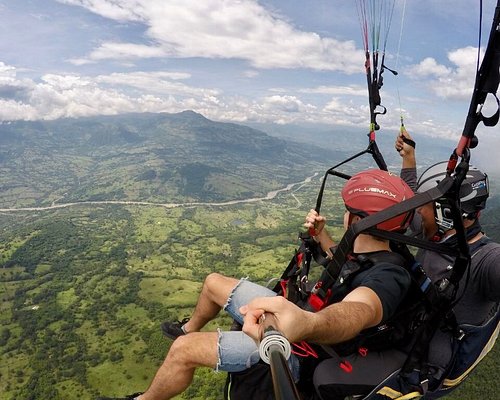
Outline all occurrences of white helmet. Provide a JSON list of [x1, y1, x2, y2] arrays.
[[417, 161, 489, 231]]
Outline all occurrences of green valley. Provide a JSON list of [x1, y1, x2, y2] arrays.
[[0, 112, 498, 399]]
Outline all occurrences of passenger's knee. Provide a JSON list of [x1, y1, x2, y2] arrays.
[[204, 272, 238, 305], [166, 335, 192, 364], [204, 272, 223, 288], [205, 272, 233, 295]]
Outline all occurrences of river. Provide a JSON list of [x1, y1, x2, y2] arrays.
[[0, 173, 319, 213]]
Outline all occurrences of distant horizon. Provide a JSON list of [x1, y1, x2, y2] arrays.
[[2, 108, 499, 180], [0, 0, 498, 145]]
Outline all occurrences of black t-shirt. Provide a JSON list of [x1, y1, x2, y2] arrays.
[[330, 260, 411, 322], [353, 262, 411, 321]]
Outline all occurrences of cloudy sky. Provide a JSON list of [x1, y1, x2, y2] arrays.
[[0, 0, 498, 143]]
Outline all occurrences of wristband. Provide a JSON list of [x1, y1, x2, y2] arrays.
[[402, 137, 416, 149]]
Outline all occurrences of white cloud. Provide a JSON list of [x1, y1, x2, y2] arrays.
[[57, 0, 364, 72], [323, 98, 367, 126], [408, 57, 451, 77], [300, 85, 367, 96], [58, 0, 146, 22], [262, 95, 312, 113], [0, 62, 35, 101], [408, 46, 480, 100], [29, 74, 136, 119], [0, 62, 420, 129], [86, 42, 166, 61], [0, 62, 16, 77], [448, 47, 479, 70], [67, 58, 95, 66], [0, 63, 222, 121], [197, 94, 322, 125], [0, 99, 38, 121]]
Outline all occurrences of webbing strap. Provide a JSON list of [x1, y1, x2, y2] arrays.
[[365, 228, 458, 257], [368, 139, 388, 171], [376, 386, 404, 399], [272, 233, 329, 295], [441, 160, 472, 291], [376, 386, 423, 400]]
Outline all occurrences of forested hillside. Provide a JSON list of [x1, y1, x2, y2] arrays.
[[0, 111, 344, 208]]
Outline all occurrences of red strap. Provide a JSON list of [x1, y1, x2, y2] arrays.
[[296, 252, 303, 268], [291, 341, 318, 358], [340, 360, 353, 373], [358, 347, 368, 357], [308, 288, 331, 311], [280, 279, 288, 298]]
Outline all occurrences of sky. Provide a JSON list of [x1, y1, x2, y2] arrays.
[[0, 0, 499, 146]]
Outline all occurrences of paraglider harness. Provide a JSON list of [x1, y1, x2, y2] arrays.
[[224, 155, 496, 400], [281, 158, 499, 400], [225, 1, 499, 398], [361, 2, 500, 397]]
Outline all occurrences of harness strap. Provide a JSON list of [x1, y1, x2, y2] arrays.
[[365, 228, 459, 257], [272, 233, 329, 302]]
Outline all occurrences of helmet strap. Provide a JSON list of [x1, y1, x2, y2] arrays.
[[347, 212, 363, 227], [345, 206, 368, 226]]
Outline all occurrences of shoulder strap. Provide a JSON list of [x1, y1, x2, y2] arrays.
[[359, 250, 408, 269], [336, 251, 408, 292]]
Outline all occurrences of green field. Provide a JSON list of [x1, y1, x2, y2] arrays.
[[1, 178, 499, 399], [0, 179, 326, 399]]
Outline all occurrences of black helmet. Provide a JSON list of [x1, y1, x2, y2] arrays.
[[417, 161, 489, 231]]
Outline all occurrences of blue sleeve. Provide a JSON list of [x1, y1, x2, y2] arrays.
[[351, 263, 411, 322]]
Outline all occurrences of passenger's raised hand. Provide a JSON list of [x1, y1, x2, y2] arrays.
[[395, 129, 415, 158], [304, 209, 326, 236]]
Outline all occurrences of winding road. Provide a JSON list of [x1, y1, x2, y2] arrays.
[[0, 173, 319, 213]]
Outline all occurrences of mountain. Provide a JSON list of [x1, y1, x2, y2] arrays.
[[0, 111, 347, 208], [246, 121, 457, 168]]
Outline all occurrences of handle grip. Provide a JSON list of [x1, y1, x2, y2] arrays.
[[258, 313, 292, 364]]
